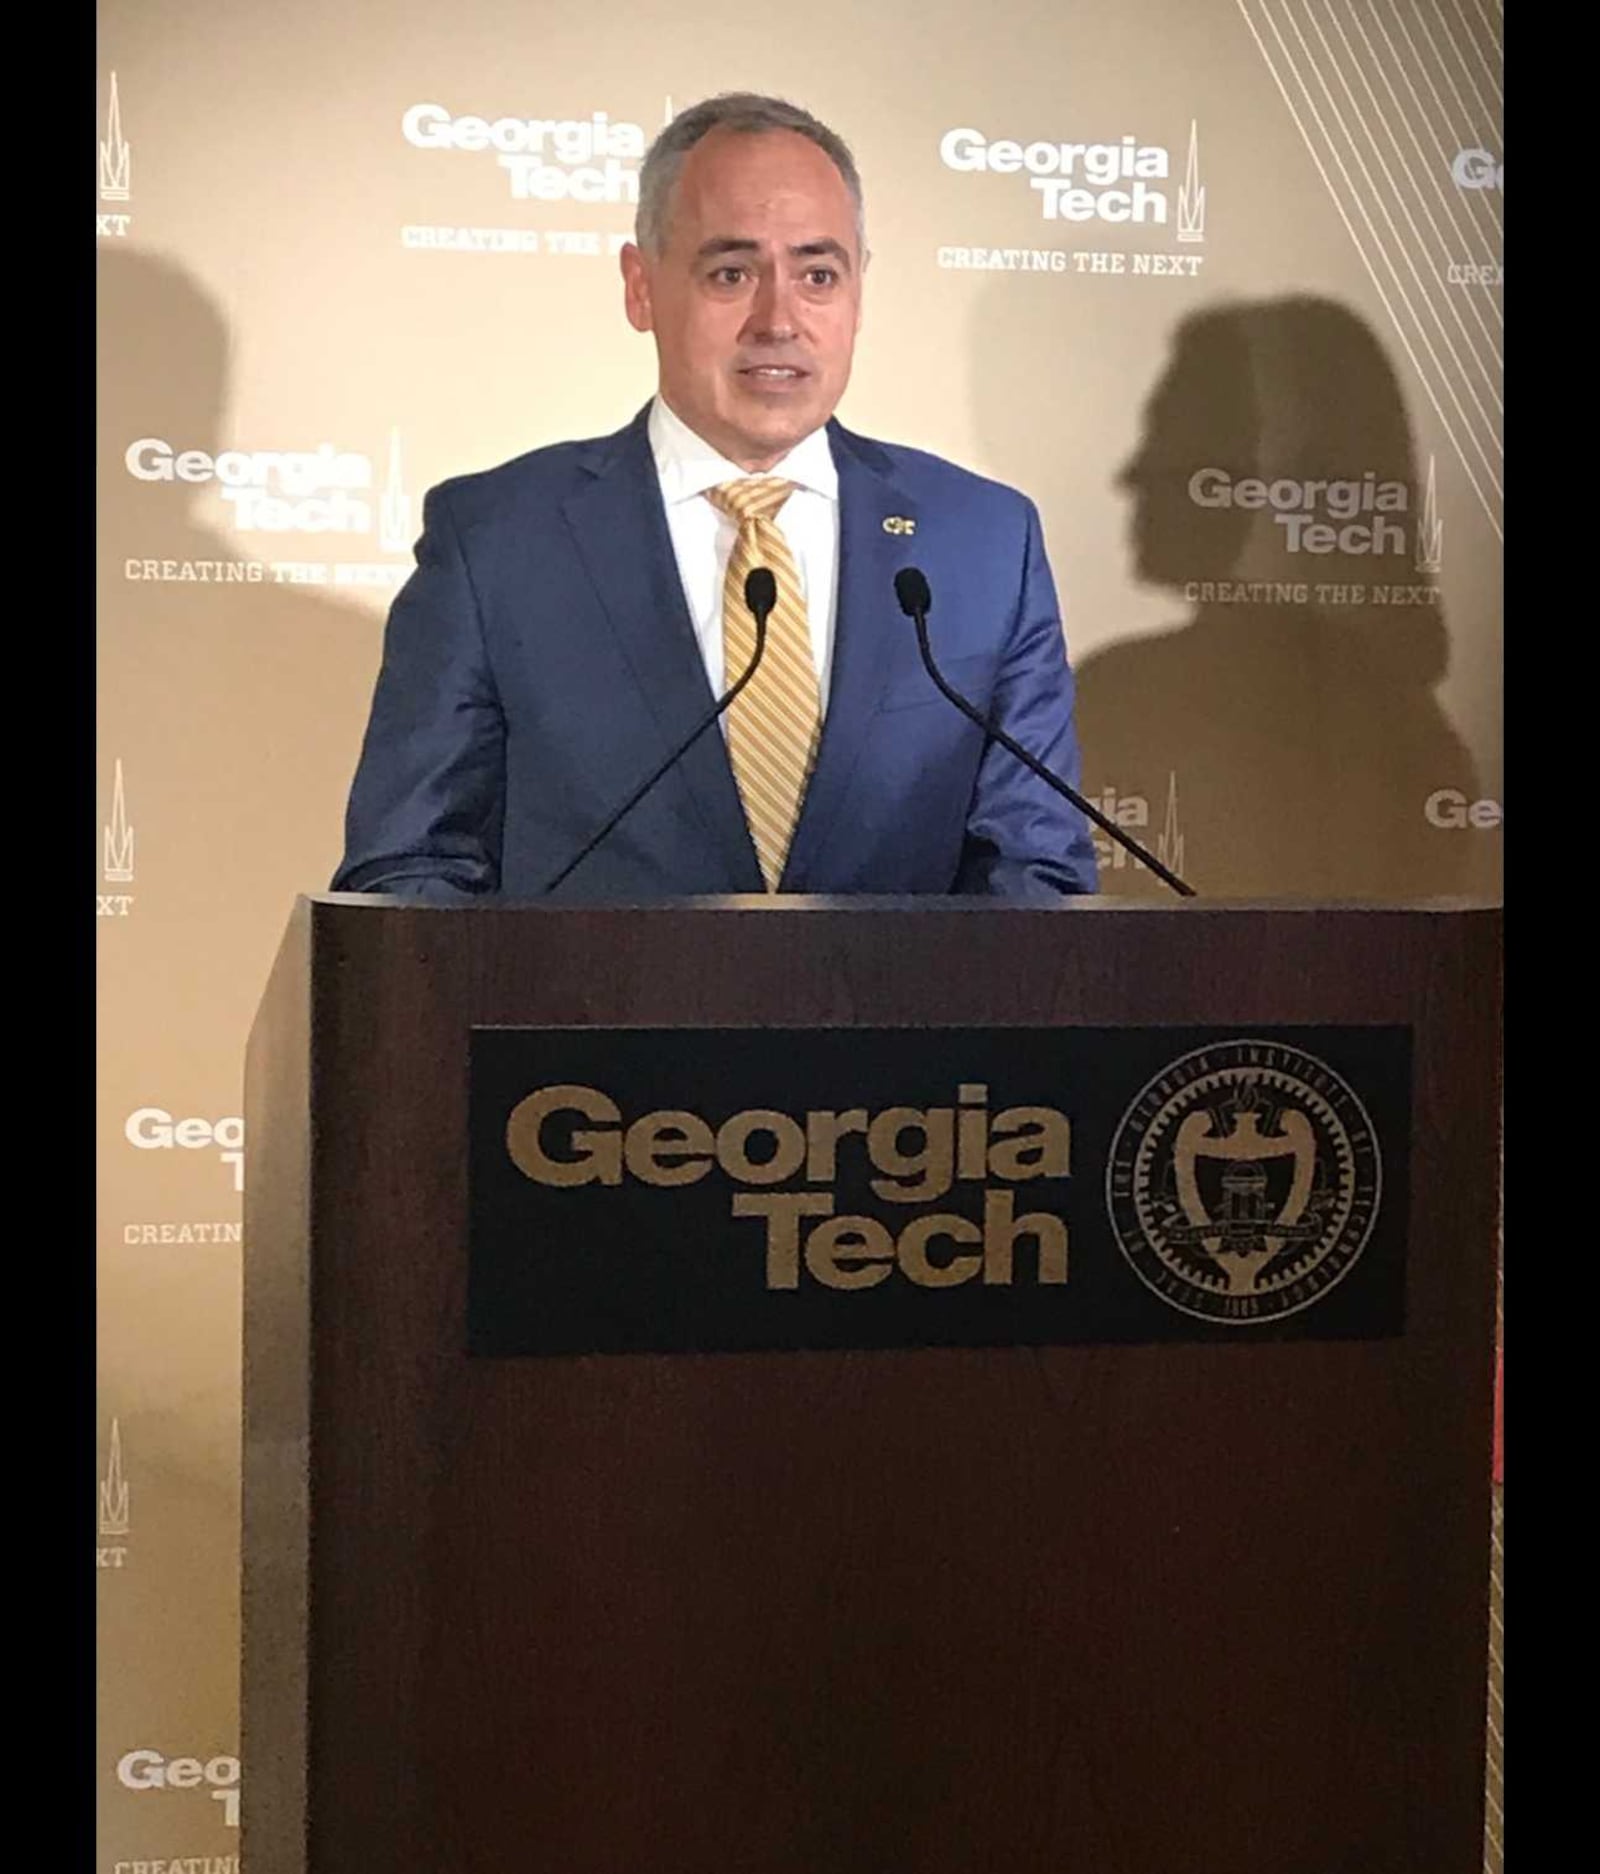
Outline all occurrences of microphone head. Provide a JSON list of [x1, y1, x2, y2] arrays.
[[744, 566, 778, 621], [894, 566, 932, 618]]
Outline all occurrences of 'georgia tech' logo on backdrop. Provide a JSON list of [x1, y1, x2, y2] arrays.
[[1424, 788, 1503, 831], [117, 1750, 241, 1828], [940, 119, 1205, 234], [100, 1418, 130, 1538], [402, 103, 646, 203], [99, 756, 136, 919], [125, 1109, 245, 1192], [1107, 1040, 1381, 1323], [99, 1416, 130, 1568], [103, 758, 134, 883], [98, 70, 133, 238], [123, 429, 413, 550], [1452, 148, 1502, 191], [1087, 774, 1185, 880], [1188, 456, 1444, 570]]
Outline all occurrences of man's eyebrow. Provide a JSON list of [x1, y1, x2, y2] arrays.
[[695, 237, 761, 258], [792, 238, 852, 269], [693, 236, 854, 270]]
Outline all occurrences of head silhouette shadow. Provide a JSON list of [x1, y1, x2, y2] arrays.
[[98, 244, 386, 972], [98, 246, 228, 543], [1072, 295, 1490, 899]]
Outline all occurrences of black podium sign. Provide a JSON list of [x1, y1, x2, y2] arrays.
[[467, 1024, 1410, 1356]]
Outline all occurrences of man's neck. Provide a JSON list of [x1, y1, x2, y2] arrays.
[[655, 393, 821, 475]]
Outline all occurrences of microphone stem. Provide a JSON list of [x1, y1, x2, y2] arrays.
[[541, 607, 771, 894], [910, 607, 1195, 898]]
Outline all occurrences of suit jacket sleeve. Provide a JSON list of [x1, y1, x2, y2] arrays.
[[954, 499, 1100, 900], [332, 485, 506, 901]]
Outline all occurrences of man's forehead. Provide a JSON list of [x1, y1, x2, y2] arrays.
[[676, 130, 854, 214]]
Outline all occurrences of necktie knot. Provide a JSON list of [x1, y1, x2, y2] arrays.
[[709, 478, 795, 525]]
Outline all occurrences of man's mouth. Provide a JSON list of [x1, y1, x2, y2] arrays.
[[738, 365, 809, 382]]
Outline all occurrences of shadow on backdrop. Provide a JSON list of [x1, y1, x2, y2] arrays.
[[989, 293, 1492, 899], [97, 246, 388, 1798], [97, 244, 384, 924]]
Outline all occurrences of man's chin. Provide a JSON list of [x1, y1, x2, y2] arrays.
[[721, 409, 828, 468]]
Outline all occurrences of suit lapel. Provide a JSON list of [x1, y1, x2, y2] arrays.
[[560, 408, 762, 890], [782, 422, 919, 889]]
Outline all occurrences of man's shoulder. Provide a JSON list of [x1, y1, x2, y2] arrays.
[[421, 410, 1039, 534], [832, 423, 1036, 521], [423, 411, 647, 528]]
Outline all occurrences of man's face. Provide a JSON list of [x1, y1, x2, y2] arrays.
[[621, 127, 864, 471]]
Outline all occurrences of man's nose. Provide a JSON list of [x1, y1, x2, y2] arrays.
[[746, 268, 798, 341]]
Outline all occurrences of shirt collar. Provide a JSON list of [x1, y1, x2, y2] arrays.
[[649, 394, 838, 507]]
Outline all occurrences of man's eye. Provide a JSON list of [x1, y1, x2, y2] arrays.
[[804, 268, 838, 287], [711, 266, 748, 285]]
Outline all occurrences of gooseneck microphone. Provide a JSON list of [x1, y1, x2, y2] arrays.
[[541, 567, 778, 893], [893, 567, 1196, 897]]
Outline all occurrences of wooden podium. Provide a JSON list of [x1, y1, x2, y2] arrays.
[[243, 895, 1501, 1874]]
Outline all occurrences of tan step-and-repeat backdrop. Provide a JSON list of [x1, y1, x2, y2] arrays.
[[97, 1, 1502, 1866]]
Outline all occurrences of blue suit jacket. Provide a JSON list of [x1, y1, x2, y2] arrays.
[[333, 406, 1098, 902]]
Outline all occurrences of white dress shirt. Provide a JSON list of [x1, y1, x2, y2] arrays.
[[648, 395, 841, 711]]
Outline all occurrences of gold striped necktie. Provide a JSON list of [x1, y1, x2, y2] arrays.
[[707, 478, 822, 891]]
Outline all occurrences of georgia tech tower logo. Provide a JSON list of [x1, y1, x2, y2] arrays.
[[99, 757, 136, 918], [1107, 1040, 1381, 1323], [98, 71, 132, 237], [402, 103, 646, 202], [940, 119, 1204, 233], [1188, 457, 1444, 567], [99, 1417, 130, 1568], [124, 430, 414, 548], [1088, 775, 1185, 879]]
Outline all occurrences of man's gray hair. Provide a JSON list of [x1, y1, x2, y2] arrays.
[[635, 92, 865, 257]]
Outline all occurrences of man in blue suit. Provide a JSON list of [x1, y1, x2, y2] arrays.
[[334, 93, 1098, 903]]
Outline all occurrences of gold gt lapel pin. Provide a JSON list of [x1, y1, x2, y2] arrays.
[[882, 515, 917, 536]]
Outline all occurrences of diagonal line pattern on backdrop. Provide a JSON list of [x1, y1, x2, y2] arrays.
[[1234, 0, 1502, 539]]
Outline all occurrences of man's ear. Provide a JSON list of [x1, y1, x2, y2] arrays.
[[620, 242, 654, 334]]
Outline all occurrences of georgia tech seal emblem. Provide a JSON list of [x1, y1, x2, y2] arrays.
[[1106, 1040, 1382, 1323]]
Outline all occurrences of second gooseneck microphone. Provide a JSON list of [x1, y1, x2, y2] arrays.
[[893, 567, 1195, 897], [541, 567, 777, 894]]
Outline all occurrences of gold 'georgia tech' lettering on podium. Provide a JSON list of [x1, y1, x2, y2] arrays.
[[505, 1083, 1071, 1291]]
